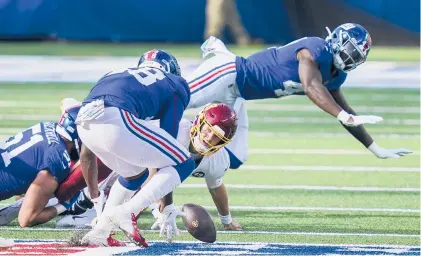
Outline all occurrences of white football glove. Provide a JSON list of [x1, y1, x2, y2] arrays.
[[368, 142, 413, 159], [337, 110, 383, 127], [151, 204, 185, 243], [90, 190, 106, 219]]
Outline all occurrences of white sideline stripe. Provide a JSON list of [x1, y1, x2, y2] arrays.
[[181, 184, 420, 192], [11, 239, 421, 249], [249, 131, 420, 138], [249, 148, 419, 155], [201, 206, 420, 213], [245, 104, 421, 114], [248, 116, 420, 125], [239, 165, 419, 172], [0, 227, 418, 238]]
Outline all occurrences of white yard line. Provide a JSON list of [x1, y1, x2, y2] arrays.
[[248, 116, 420, 125], [0, 227, 417, 238], [245, 104, 420, 113], [239, 165, 419, 172], [1, 100, 418, 113], [249, 148, 419, 155], [180, 184, 420, 192], [0, 113, 418, 126], [0, 204, 417, 214], [249, 131, 420, 138], [201, 206, 420, 213]]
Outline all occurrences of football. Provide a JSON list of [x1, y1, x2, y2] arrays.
[[182, 203, 216, 243]]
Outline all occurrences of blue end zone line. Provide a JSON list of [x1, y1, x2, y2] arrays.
[[10, 239, 421, 249], [1, 228, 419, 238]]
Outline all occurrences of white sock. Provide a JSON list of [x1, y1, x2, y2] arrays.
[[53, 204, 67, 215], [120, 167, 181, 216], [102, 179, 137, 215]]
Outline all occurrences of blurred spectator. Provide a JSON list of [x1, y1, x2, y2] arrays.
[[204, 0, 251, 45]]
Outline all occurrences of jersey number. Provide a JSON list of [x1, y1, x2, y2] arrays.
[[0, 123, 44, 167], [107, 68, 165, 86]]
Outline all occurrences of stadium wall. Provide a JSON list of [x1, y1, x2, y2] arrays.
[[0, 0, 418, 45]]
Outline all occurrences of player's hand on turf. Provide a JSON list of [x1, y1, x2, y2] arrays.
[[368, 142, 413, 159], [151, 204, 185, 243], [223, 218, 242, 231]]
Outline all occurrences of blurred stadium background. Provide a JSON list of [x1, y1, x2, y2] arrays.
[[0, 0, 419, 254]]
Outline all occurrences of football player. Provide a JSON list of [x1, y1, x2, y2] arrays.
[[186, 23, 412, 170], [78, 50, 194, 247], [55, 103, 242, 236], [0, 101, 81, 228]]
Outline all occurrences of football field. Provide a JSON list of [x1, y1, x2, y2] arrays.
[[0, 83, 419, 254], [0, 43, 419, 255]]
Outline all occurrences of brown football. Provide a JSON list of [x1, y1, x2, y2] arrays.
[[182, 203, 216, 243]]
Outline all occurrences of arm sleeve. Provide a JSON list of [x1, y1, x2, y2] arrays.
[[326, 70, 347, 90], [160, 93, 186, 139]]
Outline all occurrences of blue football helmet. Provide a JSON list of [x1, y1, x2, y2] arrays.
[[326, 23, 372, 72], [138, 49, 181, 76], [56, 105, 81, 154]]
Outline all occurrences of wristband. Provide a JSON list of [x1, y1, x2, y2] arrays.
[[337, 110, 351, 123], [219, 212, 232, 225]]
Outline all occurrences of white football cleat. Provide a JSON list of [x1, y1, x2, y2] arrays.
[[108, 211, 148, 247], [81, 229, 125, 247], [201, 36, 234, 59]]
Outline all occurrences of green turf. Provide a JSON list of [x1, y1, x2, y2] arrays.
[[0, 82, 419, 246], [0, 42, 418, 61], [190, 169, 420, 187]]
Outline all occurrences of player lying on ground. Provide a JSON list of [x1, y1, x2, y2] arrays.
[[55, 102, 242, 234], [186, 23, 412, 170], [0, 102, 81, 228], [77, 49, 195, 247]]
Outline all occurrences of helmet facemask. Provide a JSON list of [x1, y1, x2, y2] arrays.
[[190, 112, 233, 156], [326, 26, 368, 72]]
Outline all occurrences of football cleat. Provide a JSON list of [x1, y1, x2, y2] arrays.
[[81, 230, 126, 247], [109, 212, 148, 247]]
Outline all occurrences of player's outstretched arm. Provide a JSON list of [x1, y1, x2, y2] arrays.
[[79, 143, 99, 199], [330, 88, 412, 159], [207, 179, 242, 230], [18, 170, 58, 227], [297, 50, 344, 117]]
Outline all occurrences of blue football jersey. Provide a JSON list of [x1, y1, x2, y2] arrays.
[[235, 37, 347, 100], [83, 67, 191, 138], [0, 122, 71, 200]]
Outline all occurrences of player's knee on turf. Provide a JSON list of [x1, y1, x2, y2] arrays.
[[226, 149, 245, 169], [18, 210, 36, 228], [173, 158, 195, 182]]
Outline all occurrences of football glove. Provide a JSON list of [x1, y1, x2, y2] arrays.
[[368, 142, 413, 159], [151, 204, 185, 242], [337, 110, 383, 127], [90, 190, 106, 219]]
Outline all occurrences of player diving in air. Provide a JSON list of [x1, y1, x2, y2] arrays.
[[186, 23, 412, 171]]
